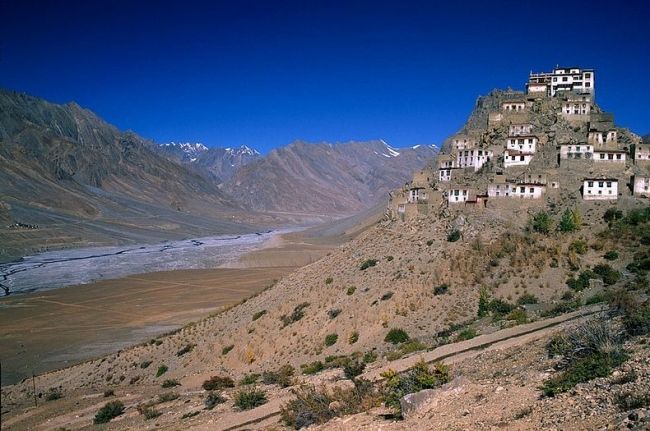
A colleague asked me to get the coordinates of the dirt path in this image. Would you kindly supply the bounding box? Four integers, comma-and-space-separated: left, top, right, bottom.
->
196, 305, 603, 431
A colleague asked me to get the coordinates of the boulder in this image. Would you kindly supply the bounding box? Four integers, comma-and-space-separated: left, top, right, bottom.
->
400, 376, 469, 419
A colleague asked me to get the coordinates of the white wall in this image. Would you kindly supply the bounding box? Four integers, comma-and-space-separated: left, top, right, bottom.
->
594, 151, 626, 163
583, 179, 618, 200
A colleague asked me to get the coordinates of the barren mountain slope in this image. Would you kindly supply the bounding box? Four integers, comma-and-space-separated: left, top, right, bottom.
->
224, 140, 437, 215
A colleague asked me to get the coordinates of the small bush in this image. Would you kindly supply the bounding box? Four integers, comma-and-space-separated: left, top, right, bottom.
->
94, 400, 125, 424
45, 388, 62, 401
161, 379, 180, 388
181, 410, 200, 419
456, 327, 477, 341
384, 328, 410, 344
327, 308, 341, 319
386, 340, 428, 361
585, 293, 606, 305
426, 239, 434, 246
569, 240, 588, 255
359, 259, 378, 270
541, 351, 627, 396
202, 375, 235, 391
262, 364, 295, 387
252, 310, 267, 321
622, 302, 650, 336
566, 270, 595, 292
433, 284, 449, 295
348, 331, 359, 344
239, 373, 260, 385
381, 360, 450, 413
204, 392, 226, 410
177, 343, 195, 356
530, 211, 552, 234
363, 351, 378, 363
593, 264, 621, 285
346, 286, 357, 295
604, 208, 623, 223
158, 392, 179, 402
140, 406, 162, 420
447, 229, 461, 242
234, 388, 267, 410
558, 208, 581, 233
616, 390, 650, 411
222, 344, 234, 355
324, 333, 339, 346
380, 291, 394, 301
604, 250, 619, 261
325, 277, 333, 284
386, 255, 394, 261
103, 389, 115, 397
281, 302, 310, 327
507, 308, 528, 324
517, 293, 538, 305
156, 365, 168, 377
301, 361, 325, 375
140, 360, 152, 369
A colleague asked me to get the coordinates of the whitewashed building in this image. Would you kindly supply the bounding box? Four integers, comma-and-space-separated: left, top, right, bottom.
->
633, 176, 650, 197
527, 67, 595, 97
456, 149, 492, 171
502, 101, 526, 112
437, 154, 459, 182
504, 150, 534, 167
583, 178, 618, 200
510, 183, 546, 199
451, 135, 478, 151
506, 135, 537, 153
634, 144, 650, 164
448, 188, 470, 203
561, 95, 592, 115
559, 143, 594, 160
594, 150, 626, 163
588, 129, 617, 147
508, 124, 534, 136
407, 187, 427, 203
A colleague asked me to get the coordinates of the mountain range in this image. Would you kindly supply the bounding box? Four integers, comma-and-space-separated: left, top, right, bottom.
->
0, 88, 436, 261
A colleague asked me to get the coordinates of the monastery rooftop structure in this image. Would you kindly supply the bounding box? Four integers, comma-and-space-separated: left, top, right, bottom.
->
527, 66, 595, 98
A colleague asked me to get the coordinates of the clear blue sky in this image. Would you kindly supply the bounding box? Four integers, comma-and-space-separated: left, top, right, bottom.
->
1, 0, 648, 153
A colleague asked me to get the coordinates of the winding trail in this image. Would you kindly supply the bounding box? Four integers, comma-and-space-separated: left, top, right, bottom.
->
199, 305, 605, 431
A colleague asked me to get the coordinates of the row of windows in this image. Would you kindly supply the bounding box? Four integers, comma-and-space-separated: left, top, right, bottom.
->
587, 181, 613, 188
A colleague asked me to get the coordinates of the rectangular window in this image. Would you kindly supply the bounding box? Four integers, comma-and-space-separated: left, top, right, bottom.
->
599, 182, 604, 187
588, 181, 593, 187
520, 187, 525, 193
616, 154, 621, 160
607, 182, 612, 187
529, 188, 534, 193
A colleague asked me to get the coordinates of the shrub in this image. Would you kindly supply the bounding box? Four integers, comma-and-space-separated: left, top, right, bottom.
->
585, 293, 606, 305
140, 406, 162, 420
348, 331, 359, 344
386, 340, 428, 360
381, 360, 450, 414
262, 364, 295, 387
363, 351, 378, 363
239, 373, 260, 385
530, 211, 552, 234
541, 351, 627, 396
252, 310, 267, 321
161, 379, 180, 388
380, 291, 394, 301
155, 365, 168, 377
202, 375, 235, 391
488, 298, 515, 315
433, 284, 449, 295
359, 259, 378, 270
386, 255, 394, 261
517, 293, 538, 305
342, 360, 366, 380
302, 361, 325, 375
616, 390, 650, 411
507, 308, 528, 325
604, 250, 619, 261
103, 389, 115, 397
158, 392, 179, 402
593, 264, 621, 285
234, 388, 267, 410
455, 327, 477, 341
93, 400, 125, 424
569, 240, 588, 255
604, 208, 623, 223
177, 343, 195, 357
346, 286, 357, 295
45, 388, 62, 401
542, 299, 581, 317
325, 277, 333, 284
280, 380, 380, 429
281, 302, 310, 327
426, 239, 434, 246
622, 302, 650, 336
477, 287, 490, 318
140, 360, 152, 369
222, 344, 234, 355
384, 328, 410, 344
566, 270, 595, 291
182, 410, 200, 419
558, 208, 581, 232
327, 308, 341, 319
324, 333, 339, 346
447, 229, 461, 242
204, 392, 226, 410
